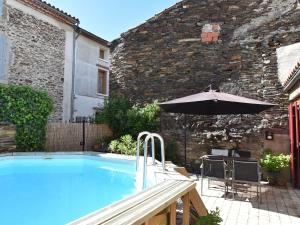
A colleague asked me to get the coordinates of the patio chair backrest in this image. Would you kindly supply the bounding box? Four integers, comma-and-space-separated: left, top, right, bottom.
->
203, 159, 225, 179
235, 150, 251, 158
233, 160, 260, 183
211, 149, 229, 156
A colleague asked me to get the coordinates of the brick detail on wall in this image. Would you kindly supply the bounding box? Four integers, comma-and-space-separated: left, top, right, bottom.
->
201, 24, 221, 43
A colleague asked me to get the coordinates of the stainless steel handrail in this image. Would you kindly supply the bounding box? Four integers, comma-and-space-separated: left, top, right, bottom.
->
143, 133, 166, 188
136, 132, 155, 171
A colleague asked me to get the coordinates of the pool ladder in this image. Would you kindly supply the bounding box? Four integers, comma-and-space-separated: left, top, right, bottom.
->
136, 132, 166, 189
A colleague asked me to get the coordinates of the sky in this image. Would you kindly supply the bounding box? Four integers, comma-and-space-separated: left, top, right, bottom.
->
46, 0, 179, 41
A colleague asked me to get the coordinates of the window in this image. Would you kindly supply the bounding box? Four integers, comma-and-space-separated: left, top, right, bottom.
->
99, 49, 105, 60
97, 69, 108, 95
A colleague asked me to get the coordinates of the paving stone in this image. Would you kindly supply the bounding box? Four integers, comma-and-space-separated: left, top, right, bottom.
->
195, 178, 300, 225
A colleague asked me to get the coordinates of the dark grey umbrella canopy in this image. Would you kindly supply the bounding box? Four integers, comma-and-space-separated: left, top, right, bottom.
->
160, 90, 276, 115
160, 90, 276, 166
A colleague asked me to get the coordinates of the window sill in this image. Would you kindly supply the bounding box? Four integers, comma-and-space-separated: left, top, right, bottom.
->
96, 93, 109, 97
99, 58, 109, 63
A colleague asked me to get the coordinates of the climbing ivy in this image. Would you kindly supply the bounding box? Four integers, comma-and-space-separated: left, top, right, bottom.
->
0, 85, 54, 151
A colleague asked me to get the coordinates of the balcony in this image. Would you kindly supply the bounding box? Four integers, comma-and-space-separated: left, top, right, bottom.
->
97, 58, 110, 69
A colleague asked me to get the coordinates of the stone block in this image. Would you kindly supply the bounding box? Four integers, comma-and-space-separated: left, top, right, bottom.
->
109, 0, 294, 163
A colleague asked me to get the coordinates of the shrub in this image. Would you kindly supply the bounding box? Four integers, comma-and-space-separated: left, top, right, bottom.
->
260, 153, 290, 172
196, 208, 223, 225
96, 96, 160, 138
0, 85, 53, 151
164, 138, 178, 163
108, 135, 137, 155
95, 96, 132, 138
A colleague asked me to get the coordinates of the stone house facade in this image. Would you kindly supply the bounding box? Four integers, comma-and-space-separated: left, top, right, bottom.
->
0, 0, 110, 122
110, 0, 300, 162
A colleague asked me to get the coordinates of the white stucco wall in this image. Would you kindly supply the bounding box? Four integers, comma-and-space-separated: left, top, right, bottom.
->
63, 31, 74, 122
74, 95, 105, 118
277, 42, 300, 84
74, 35, 110, 118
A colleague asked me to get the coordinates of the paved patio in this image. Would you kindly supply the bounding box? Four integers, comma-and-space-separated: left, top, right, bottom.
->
194, 177, 300, 225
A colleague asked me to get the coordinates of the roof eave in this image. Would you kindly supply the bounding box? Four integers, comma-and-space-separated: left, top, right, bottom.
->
19, 0, 79, 25
283, 69, 300, 93
78, 28, 110, 47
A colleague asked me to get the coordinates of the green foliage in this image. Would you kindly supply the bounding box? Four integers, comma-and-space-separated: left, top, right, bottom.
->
95, 96, 132, 138
108, 135, 137, 155
127, 102, 160, 136
165, 138, 178, 163
0, 85, 53, 151
260, 153, 291, 172
196, 208, 223, 225
95, 96, 160, 138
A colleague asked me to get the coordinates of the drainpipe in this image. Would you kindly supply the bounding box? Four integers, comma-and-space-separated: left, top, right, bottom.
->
70, 22, 81, 122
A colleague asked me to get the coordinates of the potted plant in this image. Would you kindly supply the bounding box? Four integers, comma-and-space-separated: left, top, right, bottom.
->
260, 153, 290, 184
196, 208, 222, 225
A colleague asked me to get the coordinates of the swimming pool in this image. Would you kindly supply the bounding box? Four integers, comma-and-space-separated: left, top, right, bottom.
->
0, 154, 137, 225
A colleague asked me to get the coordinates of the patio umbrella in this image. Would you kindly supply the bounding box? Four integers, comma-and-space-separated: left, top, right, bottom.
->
160, 90, 276, 165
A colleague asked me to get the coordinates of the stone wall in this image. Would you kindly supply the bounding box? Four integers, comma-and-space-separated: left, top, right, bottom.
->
0, 5, 66, 121
110, 0, 300, 163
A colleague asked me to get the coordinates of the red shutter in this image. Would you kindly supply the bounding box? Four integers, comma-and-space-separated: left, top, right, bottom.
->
296, 104, 300, 188
289, 103, 295, 184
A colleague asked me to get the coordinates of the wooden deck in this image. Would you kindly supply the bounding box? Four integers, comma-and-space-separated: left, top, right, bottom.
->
195, 177, 300, 225
68, 179, 207, 225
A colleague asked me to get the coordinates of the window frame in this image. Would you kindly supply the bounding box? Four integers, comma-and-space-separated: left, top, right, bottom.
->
96, 68, 109, 96
99, 48, 109, 63
99, 49, 105, 59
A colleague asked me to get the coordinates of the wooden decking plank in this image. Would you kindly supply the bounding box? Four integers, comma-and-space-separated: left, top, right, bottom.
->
103, 181, 195, 225
190, 188, 208, 216
148, 213, 168, 225
103, 180, 188, 225
68, 180, 179, 225
174, 167, 189, 177
182, 192, 190, 225
169, 202, 177, 225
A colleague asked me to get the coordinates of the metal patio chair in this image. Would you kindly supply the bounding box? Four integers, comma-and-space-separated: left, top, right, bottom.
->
232, 160, 262, 203
200, 158, 228, 196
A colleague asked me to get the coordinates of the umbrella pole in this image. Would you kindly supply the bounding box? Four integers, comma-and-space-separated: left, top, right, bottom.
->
184, 114, 187, 166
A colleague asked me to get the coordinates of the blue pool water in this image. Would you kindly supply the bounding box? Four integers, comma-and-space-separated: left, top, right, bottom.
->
0, 155, 136, 225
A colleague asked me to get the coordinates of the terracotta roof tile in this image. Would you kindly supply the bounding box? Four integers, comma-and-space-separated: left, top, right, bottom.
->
19, 0, 79, 25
